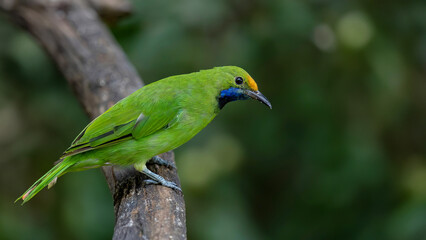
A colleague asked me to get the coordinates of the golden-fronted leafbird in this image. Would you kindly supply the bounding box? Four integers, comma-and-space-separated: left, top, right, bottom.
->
17, 66, 271, 203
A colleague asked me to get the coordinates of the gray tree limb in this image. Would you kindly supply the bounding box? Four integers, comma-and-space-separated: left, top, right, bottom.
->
0, 0, 186, 239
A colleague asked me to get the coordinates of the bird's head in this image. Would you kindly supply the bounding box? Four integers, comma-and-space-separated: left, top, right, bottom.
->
214, 66, 272, 110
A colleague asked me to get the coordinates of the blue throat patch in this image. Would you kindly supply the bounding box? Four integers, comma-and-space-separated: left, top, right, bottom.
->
218, 87, 249, 109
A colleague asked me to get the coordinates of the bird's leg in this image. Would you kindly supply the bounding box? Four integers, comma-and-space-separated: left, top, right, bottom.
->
147, 155, 176, 169
134, 163, 182, 192
142, 167, 182, 192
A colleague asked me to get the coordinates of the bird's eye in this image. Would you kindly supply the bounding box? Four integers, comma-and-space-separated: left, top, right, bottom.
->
235, 77, 244, 85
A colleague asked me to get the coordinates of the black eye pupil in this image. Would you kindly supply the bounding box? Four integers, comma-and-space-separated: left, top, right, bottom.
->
235, 77, 243, 85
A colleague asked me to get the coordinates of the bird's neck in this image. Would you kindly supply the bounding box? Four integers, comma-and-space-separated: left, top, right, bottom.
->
179, 81, 220, 118
217, 87, 249, 109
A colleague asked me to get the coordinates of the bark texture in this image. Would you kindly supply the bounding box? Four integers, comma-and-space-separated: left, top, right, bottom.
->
0, 0, 186, 239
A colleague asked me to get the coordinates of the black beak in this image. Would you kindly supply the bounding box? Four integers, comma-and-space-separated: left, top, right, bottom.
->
245, 90, 272, 109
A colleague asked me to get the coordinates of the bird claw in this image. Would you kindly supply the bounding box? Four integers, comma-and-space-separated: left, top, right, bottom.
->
139, 164, 182, 192
147, 156, 176, 169
143, 179, 182, 192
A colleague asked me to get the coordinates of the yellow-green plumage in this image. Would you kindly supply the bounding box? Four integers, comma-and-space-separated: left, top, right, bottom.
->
17, 66, 271, 203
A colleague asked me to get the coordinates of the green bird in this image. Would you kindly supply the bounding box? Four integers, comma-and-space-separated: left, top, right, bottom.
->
17, 66, 271, 204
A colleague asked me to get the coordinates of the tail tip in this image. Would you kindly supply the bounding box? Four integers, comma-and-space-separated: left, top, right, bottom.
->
15, 186, 35, 205
22, 192, 29, 201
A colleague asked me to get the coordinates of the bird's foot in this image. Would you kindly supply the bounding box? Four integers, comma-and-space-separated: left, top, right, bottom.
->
143, 179, 182, 192
147, 156, 176, 169
141, 167, 182, 192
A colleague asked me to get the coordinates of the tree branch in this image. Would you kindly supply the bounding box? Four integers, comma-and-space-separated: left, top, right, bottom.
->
1, 0, 186, 239
86, 0, 131, 23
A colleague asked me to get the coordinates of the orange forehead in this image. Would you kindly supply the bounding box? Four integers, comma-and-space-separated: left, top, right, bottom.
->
247, 75, 258, 91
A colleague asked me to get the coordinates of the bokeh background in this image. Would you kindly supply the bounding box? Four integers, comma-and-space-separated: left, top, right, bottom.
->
1, 0, 426, 239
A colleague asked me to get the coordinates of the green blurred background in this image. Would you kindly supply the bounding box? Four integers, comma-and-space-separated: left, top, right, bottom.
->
1, 0, 426, 239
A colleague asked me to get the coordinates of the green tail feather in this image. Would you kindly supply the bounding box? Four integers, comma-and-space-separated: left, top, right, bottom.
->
16, 157, 75, 204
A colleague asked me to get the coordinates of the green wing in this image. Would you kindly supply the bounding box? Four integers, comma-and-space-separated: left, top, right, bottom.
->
62, 97, 179, 158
